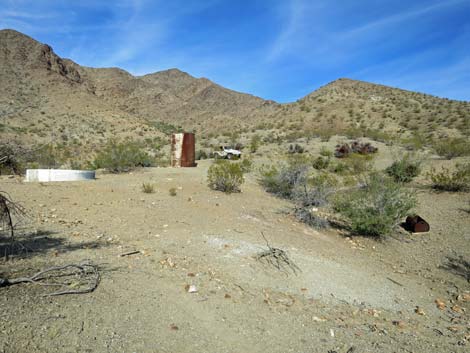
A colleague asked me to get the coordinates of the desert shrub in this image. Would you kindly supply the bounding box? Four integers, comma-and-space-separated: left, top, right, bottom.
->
238, 157, 253, 173
329, 161, 349, 175
293, 173, 336, 208
258, 156, 309, 198
30, 144, 65, 169
433, 138, 470, 159
334, 173, 416, 237
344, 154, 373, 174
142, 182, 155, 194
426, 163, 470, 192
319, 147, 333, 158
195, 149, 208, 160
169, 187, 177, 196
207, 160, 244, 193
92, 139, 154, 173
249, 134, 262, 153
329, 154, 373, 175
288, 144, 304, 154
294, 207, 329, 229
312, 156, 330, 170
0, 144, 24, 175
386, 154, 422, 183
292, 174, 336, 229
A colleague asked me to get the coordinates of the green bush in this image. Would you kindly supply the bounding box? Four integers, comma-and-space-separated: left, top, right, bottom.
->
386, 154, 422, 183
258, 156, 309, 198
319, 147, 333, 158
249, 134, 261, 153
142, 182, 155, 194
195, 149, 208, 160
334, 173, 416, 237
238, 157, 254, 173
329, 154, 373, 176
0, 144, 24, 175
312, 156, 330, 170
433, 138, 470, 159
207, 160, 244, 193
426, 163, 470, 191
92, 139, 154, 173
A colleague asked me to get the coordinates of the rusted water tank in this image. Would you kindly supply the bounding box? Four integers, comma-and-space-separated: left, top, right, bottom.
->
171, 133, 196, 167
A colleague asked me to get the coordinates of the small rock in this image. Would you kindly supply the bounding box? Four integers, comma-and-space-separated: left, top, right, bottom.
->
457, 293, 470, 302
451, 305, 464, 314
435, 299, 446, 310
186, 285, 198, 293
415, 306, 426, 316
392, 320, 405, 329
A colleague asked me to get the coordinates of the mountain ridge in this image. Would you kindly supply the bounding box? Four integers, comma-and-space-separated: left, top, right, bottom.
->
1, 28, 469, 154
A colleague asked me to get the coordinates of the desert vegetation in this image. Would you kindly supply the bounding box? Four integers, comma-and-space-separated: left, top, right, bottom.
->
207, 159, 245, 193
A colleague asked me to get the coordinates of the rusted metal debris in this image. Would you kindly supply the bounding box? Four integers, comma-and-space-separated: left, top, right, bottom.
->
404, 215, 430, 233
334, 141, 378, 158
171, 133, 196, 167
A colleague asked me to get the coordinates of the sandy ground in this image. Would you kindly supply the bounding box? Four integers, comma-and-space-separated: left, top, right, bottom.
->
0, 158, 469, 353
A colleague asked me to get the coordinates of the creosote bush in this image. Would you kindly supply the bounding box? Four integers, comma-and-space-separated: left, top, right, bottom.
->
426, 163, 470, 192
259, 155, 309, 198
169, 187, 177, 196
259, 156, 334, 229
238, 157, 254, 173
386, 154, 422, 183
433, 138, 470, 159
92, 139, 154, 173
334, 173, 416, 237
207, 160, 244, 193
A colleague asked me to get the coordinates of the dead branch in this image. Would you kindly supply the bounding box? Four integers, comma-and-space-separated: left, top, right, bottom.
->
119, 250, 140, 257
256, 232, 301, 275
0, 260, 100, 296
0, 191, 27, 239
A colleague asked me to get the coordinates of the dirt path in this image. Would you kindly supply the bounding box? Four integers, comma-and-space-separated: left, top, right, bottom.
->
1, 161, 469, 352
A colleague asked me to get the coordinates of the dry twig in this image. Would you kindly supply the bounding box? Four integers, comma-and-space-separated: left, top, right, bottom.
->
0, 191, 27, 239
256, 232, 301, 275
0, 260, 100, 296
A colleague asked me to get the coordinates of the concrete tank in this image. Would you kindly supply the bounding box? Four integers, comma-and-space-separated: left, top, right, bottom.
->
171, 133, 196, 167
25, 169, 96, 182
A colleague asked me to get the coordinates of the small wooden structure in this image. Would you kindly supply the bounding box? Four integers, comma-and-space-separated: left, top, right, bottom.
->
171, 133, 196, 167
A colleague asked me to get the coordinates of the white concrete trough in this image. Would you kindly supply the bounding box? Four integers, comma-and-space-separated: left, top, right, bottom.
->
25, 169, 96, 182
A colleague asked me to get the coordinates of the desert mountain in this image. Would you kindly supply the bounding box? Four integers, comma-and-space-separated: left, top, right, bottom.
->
1, 28, 469, 153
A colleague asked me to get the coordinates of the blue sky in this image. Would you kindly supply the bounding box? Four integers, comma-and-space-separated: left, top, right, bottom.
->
1, 0, 469, 102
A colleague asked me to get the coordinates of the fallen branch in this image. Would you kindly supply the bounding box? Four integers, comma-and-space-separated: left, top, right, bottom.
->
256, 232, 301, 275
386, 277, 404, 287
0, 261, 100, 296
119, 250, 140, 257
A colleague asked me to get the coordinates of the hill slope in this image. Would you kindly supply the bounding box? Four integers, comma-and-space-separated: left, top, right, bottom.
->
1, 29, 469, 155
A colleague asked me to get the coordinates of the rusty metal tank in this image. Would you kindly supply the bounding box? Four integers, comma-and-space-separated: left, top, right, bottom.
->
171, 133, 196, 167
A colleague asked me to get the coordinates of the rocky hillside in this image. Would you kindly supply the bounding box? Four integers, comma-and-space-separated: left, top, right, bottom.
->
298, 78, 470, 137
1, 29, 469, 154
0, 29, 278, 151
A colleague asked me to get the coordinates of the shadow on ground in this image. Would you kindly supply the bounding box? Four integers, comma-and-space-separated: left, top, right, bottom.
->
441, 255, 470, 282
0, 229, 108, 260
